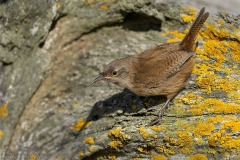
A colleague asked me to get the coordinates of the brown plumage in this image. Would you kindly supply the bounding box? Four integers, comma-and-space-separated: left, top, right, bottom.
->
92, 7, 209, 125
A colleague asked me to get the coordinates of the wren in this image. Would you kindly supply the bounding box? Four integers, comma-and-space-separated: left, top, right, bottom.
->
92, 7, 209, 125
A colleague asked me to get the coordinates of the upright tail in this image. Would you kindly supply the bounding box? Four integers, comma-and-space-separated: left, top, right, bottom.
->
180, 7, 209, 51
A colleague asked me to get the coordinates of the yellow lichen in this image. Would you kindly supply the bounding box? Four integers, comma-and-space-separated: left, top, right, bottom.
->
154, 131, 194, 156
100, 4, 108, 10
88, 146, 93, 152
221, 121, 240, 132
181, 7, 197, 22
155, 146, 175, 156
137, 147, 150, 155
200, 99, 239, 114
108, 127, 130, 140
177, 92, 203, 105
150, 125, 166, 132
109, 140, 122, 149
206, 116, 226, 124
187, 154, 208, 160
28, 154, 36, 160
78, 152, 84, 157
81, 0, 94, 4
188, 98, 240, 116
165, 8, 240, 105
0, 130, 3, 139
165, 30, 185, 43
151, 154, 165, 160
0, 103, 8, 118
73, 104, 78, 108
70, 118, 92, 131
207, 132, 222, 147
93, 153, 117, 160
57, 1, 61, 9
144, 102, 150, 107
181, 14, 196, 23
59, 109, 65, 113
221, 137, 240, 151
138, 126, 157, 140
108, 154, 116, 160
177, 131, 194, 152
207, 132, 240, 152
108, 127, 130, 150
194, 123, 215, 136
161, 7, 240, 157
228, 41, 240, 61
131, 104, 137, 110
84, 137, 95, 145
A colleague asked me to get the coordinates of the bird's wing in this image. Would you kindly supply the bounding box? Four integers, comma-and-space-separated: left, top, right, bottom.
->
133, 45, 194, 88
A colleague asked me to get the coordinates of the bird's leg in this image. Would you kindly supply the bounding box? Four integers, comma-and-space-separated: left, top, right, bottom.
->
148, 98, 171, 126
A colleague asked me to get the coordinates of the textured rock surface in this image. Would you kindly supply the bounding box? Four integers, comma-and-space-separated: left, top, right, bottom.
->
0, 0, 239, 160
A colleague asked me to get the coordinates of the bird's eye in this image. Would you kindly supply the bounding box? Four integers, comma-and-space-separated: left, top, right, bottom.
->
112, 71, 117, 76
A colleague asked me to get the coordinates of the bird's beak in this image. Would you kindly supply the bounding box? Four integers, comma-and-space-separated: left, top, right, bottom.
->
92, 75, 105, 84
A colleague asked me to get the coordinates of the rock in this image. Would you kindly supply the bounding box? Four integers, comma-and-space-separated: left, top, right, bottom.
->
0, 0, 239, 160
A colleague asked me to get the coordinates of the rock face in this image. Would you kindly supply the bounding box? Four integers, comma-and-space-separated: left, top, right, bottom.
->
0, 0, 239, 160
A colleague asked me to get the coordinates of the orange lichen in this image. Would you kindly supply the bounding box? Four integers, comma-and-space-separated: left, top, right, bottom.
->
151, 154, 165, 160
84, 137, 95, 145
70, 118, 92, 131
0, 103, 8, 118
138, 126, 157, 140
187, 154, 208, 160
194, 123, 215, 136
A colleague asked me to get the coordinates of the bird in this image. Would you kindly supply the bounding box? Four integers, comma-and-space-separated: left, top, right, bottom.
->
92, 7, 209, 125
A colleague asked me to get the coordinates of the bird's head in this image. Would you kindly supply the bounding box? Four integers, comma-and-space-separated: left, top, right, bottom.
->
92, 58, 131, 87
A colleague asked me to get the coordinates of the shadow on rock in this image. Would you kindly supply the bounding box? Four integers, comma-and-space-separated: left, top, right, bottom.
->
83, 89, 165, 127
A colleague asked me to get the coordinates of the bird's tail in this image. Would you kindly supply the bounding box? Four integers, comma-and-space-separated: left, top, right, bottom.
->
180, 7, 209, 51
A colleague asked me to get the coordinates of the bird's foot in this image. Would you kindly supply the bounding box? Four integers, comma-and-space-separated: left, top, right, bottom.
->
148, 117, 161, 126
148, 110, 164, 126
